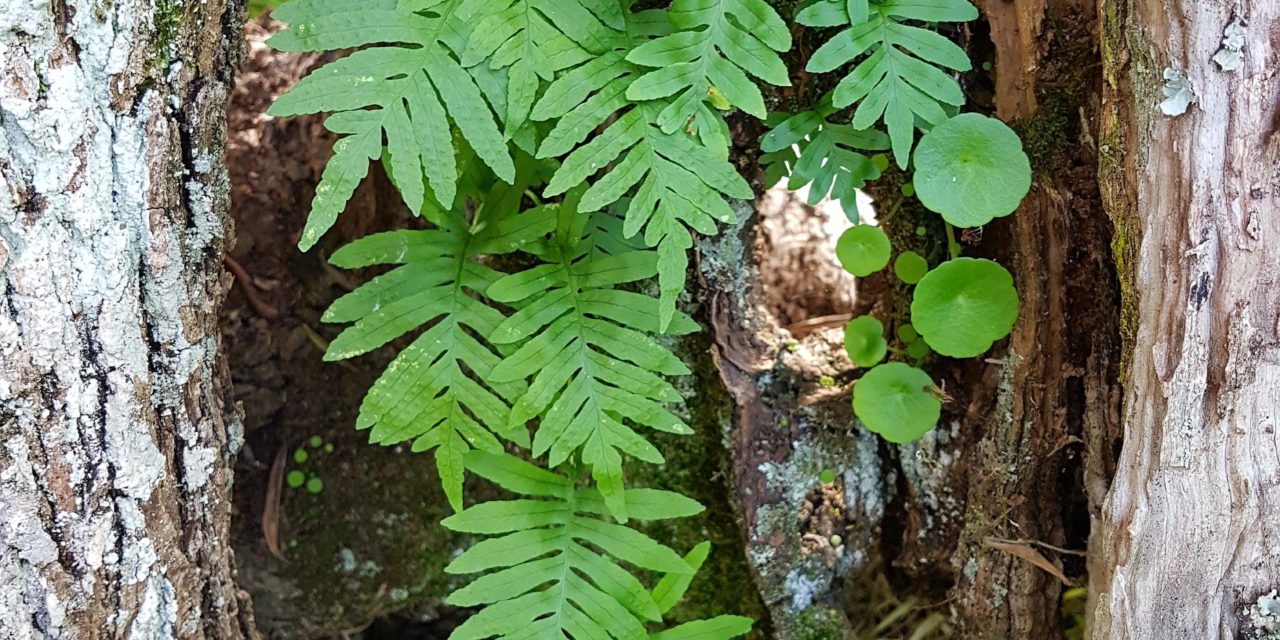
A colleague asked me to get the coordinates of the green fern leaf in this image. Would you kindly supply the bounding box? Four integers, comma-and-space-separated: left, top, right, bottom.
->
486, 208, 700, 520
321, 203, 556, 510
799, 0, 977, 167
443, 451, 704, 639
627, 0, 791, 128
268, 0, 515, 249
535, 42, 753, 326
650, 617, 755, 639
760, 100, 889, 212
458, 0, 625, 129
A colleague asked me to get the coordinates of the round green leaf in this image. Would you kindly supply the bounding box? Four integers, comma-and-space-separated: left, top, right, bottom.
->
819, 469, 836, 484
286, 470, 306, 489
913, 114, 1031, 228
911, 258, 1019, 358
305, 477, 325, 495
906, 339, 932, 360
836, 225, 891, 277
852, 363, 941, 443
896, 324, 918, 343
894, 251, 929, 284
844, 315, 887, 367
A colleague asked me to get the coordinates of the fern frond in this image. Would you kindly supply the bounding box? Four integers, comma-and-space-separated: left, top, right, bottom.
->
760, 99, 890, 213
321, 202, 556, 510
626, 0, 791, 130
798, 0, 977, 167
533, 38, 753, 327
268, 0, 515, 249
458, 0, 625, 129
444, 451, 751, 640
486, 208, 700, 521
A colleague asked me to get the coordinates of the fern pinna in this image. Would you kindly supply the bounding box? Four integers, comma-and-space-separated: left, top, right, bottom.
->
270, 0, 1003, 633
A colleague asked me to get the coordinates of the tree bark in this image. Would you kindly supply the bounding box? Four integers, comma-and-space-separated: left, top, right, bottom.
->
1088, 0, 1280, 637
0, 1, 251, 638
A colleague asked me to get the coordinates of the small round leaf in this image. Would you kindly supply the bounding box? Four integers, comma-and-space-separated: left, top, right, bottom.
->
906, 339, 932, 360
914, 114, 1031, 228
836, 225, 891, 277
852, 363, 941, 443
896, 324, 918, 343
894, 251, 929, 284
844, 315, 888, 367
911, 258, 1019, 358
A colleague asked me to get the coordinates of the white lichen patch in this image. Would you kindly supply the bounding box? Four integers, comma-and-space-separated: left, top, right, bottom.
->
1212, 16, 1247, 73
1160, 67, 1195, 116
1246, 590, 1280, 639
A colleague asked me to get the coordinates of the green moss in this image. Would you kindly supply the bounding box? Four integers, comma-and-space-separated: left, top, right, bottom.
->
625, 327, 773, 637
789, 607, 850, 640
253, 443, 462, 638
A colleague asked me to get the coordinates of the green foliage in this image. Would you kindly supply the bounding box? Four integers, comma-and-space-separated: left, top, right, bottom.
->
913, 114, 1032, 227
321, 201, 554, 510
487, 207, 700, 522
268, 0, 1038, 630
911, 258, 1019, 358
893, 251, 929, 284
798, 0, 978, 167
760, 101, 889, 215
843, 315, 888, 368
835, 225, 892, 277
443, 451, 751, 640
852, 363, 941, 443
269, 0, 516, 249
628, 0, 792, 127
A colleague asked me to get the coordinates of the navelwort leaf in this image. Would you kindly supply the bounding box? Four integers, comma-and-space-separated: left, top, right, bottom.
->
760, 100, 889, 214
443, 451, 753, 640
627, 0, 791, 129
913, 113, 1032, 228
487, 208, 701, 521
853, 362, 941, 442
911, 258, 1019, 358
321, 203, 556, 511
893, 250, 929, 284
269, 0, 516, 249
835, 224, 892, 277
799, 0, 978, 166
844, 315, 888, 368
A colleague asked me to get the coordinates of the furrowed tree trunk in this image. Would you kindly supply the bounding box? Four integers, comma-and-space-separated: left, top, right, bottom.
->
1088, 0, 1280, 637
0, 1, 251, 638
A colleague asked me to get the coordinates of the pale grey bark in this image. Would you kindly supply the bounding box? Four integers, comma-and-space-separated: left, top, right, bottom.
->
1089, 0, 1280, 637
0, 0, 250, 638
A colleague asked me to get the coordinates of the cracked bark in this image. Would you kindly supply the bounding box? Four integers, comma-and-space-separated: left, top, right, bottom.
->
1088, 0, 1280, 637
0, 1, 253, 638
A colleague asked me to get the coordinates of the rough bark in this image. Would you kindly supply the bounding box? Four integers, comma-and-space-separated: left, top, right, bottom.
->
1088, 0, 1280, 637
0, 1, 250, 638
948, 0, 1122, 637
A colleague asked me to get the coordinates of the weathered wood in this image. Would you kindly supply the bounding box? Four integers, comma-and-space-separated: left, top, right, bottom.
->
1089, 0, 1280, 637
0, 0, 250, 637
949, 0, 1122, 637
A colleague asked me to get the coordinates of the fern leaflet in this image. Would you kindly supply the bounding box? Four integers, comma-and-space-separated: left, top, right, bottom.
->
443, 451, 752, 640
798, 0, 977, 166
627, 0, 792, 130
458, 0, 625, 129
269, 0, 515, 248
321, 202, 555, 510
534, 43, 753, 328
760, 98, 890, 215
487, 208, 700, 521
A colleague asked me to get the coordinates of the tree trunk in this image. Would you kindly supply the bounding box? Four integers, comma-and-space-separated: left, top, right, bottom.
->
1088, 0, 1280, 637
0, 1, 251, 638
